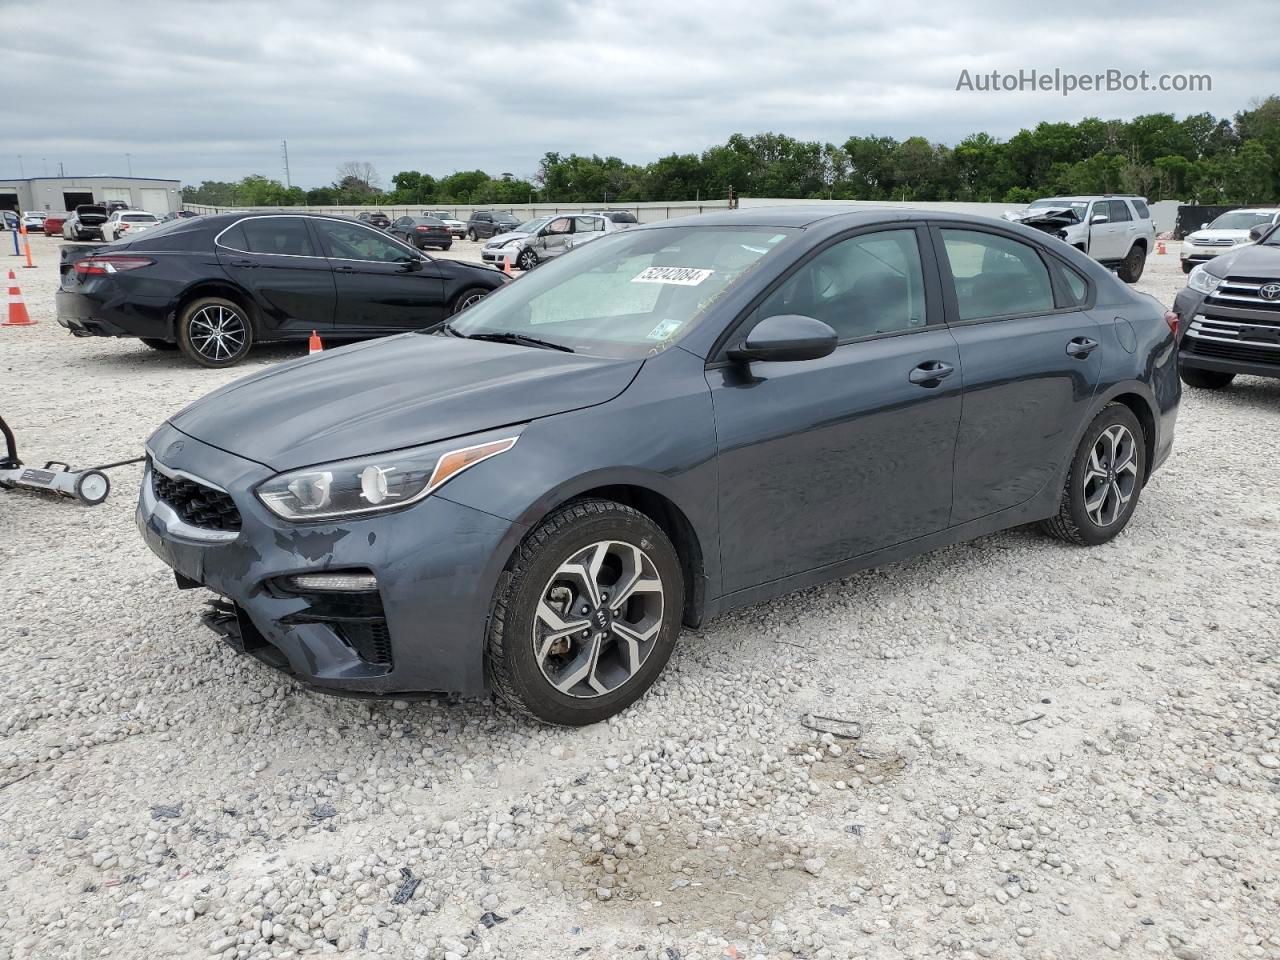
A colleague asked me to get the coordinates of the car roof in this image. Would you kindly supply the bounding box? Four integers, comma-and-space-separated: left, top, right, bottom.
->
1033, 195, 1145, 202
635, 205, 945, 229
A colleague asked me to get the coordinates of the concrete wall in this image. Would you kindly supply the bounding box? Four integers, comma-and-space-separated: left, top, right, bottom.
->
183, 196, 1181, 233
0, 177, 182, 214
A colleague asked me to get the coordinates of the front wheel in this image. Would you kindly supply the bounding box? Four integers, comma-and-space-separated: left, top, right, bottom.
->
177, 296, 254, 368
1180, 367, 1235, 389
1040, 403, 1147, 546
467, 229, 478, 242
517, 248, 539, 271
451, 287, 489, 315
1117, 244, 1146, 283
1181, 261, 1194, 274
487, 499, 684, 725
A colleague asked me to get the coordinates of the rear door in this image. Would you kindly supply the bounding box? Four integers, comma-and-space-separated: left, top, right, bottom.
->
311, 217, 448, 334
215, 216, 337, 338
932, 224, 1104, 525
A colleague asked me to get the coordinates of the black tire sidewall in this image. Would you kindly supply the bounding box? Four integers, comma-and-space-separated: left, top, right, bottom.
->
496, 507, 684, 726
176, 296, 254, 368
451, 288, 488, 315
1119, 246, 1145, 283
518, 249, 538, 270
1064, 404, 1147, 545
1180, 367, 1235, 389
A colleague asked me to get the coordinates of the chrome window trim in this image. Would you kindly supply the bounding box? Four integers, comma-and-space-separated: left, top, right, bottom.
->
213, 214, 424, 265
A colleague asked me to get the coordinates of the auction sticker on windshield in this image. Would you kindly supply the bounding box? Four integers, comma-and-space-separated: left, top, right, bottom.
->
632, 266, 714, 286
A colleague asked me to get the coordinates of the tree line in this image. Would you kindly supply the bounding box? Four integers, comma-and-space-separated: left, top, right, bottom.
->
182, 96, 1280, 208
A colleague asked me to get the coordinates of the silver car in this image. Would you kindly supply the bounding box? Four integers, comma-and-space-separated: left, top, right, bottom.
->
424, 210, 466, 238
481, 213, 626, 270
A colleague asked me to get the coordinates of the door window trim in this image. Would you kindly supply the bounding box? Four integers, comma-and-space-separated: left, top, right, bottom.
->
926, 222, 1095, 327
707, 221, 943, 366
309, 216, 427, 265
214, 215, 325, 261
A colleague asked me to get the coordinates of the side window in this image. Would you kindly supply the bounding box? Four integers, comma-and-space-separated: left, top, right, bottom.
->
314, 220, 413, 262
546, 217, 572, 235
1132, 199, 1150, 219
1109, 199, 1132, 222
758, 228, 928, 340
941, 229, 1055, 321
574, 216, 603, 233
238, 218, 316, 256
1053, 261, 1090, 306
1090, 202, 1110, 224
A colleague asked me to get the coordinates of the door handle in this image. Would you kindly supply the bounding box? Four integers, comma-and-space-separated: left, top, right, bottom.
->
335, 265, 356, 272
1066, 337, 1099, 358
908, 361, 955, 386
228, 258, 258, 268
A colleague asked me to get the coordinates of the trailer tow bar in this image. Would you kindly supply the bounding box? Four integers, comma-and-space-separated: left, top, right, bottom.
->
0, 414, 143, 506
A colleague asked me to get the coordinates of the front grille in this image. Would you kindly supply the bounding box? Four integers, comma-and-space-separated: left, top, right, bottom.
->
338, 621, 394, 666
1185, 335, 1280, 367
1192, 238, 1237, 247
152, 464, 242, 532
1205, 277, 1280, 311
278, 586, 394, 667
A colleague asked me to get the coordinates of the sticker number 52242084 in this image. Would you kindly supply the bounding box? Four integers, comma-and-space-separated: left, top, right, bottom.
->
631, 266, 713, 286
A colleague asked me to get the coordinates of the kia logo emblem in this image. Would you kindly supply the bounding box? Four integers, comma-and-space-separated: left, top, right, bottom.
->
1260, 283, 1280, 301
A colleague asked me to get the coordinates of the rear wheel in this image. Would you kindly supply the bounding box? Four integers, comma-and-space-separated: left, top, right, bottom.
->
1040, 403, 1146, 546
1180, 367, 1235, 389
487, 499, 684, 725
177, 296, 254, 368
1117, 244, 1146, 283
140, 337, 178, 351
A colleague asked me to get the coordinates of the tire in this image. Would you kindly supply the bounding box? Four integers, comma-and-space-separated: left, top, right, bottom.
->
451, 287, 489, 315
440, 243, 452, 251
1181, 261, 1194, 274
1116, 244, 1146, 283
176, 296, 254, 368
1180, 367, 1235, 389
517, 247, 539, 271
487, 499, 684, 725
140, 337, 178, 351
1040, 402, 1147, 546
467, 229, 478, 242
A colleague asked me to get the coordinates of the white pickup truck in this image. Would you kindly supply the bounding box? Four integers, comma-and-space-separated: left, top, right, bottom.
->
1004, 195, 1157, 283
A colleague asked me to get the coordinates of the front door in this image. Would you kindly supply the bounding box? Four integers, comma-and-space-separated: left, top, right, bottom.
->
932, 225, 1104, 524
1085, 200, 1125, 260
311, 217, 447, 334
537, 216, 574, 260
708, 225, 962, 595
214, 216, 336, 338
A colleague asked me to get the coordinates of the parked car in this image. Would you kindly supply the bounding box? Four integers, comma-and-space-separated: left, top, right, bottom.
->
357, 211, 391, 230
388, 215, 453, 250
1172, 221, 1280, 389
56, 213, 507, 368
2, 210, 19, 231
43, 212, 70, 237
101, 210, 161, 242
1004, 195, 1155, 283
421, 211, 465, 238
594, 210, 639, 225
20, 211, 48, 233
1179, 208, 1280, 274
482, 213, 625, 270
465, 210, 521, 241
106, 201, 130, 213
160, 211, 199, 223
62, 204, 109, 240
134, 207, 1178, 724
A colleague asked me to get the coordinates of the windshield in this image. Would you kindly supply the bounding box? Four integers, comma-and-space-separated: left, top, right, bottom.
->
444, 225, 796, 358
1028, 199, 1089, 219
515, 217, 551, 234
1209, 210, 1277, 230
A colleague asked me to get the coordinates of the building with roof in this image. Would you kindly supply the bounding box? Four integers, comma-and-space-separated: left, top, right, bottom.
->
0, 176, 182, 215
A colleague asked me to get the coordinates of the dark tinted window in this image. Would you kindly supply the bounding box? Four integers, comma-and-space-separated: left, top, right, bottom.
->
314, 219, 414, 262
420, 217, 446, 226
236, 217, 315, 256
760, 229, 928, 340
606, 211, 638, 223
1109, 199, 1132, 222
1132, 199, 1150, 219
941, 229, 1054, 320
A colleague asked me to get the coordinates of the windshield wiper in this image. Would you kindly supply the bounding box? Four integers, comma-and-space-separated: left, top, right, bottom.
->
458, 331, 575, 353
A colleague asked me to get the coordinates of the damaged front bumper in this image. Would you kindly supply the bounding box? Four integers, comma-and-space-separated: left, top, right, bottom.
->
136, 422, 527, 696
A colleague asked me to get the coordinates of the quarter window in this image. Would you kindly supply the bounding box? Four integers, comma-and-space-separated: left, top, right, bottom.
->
234, 217, 315, 257
314, 220, 413, 262
1132, 199, 1150, 219
759, 229, 928, 340
941, 229, 1055, 320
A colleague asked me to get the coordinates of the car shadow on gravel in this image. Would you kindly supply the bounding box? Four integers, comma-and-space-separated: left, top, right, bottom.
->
58, 342, 306, 375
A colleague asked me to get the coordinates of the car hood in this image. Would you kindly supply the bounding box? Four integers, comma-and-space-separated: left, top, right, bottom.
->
1198, 242, 1280, 277
168, 333, 643, 471
1186, 229, 1251, 242
485, 230, 531, 247
1003, 206, 1081, 230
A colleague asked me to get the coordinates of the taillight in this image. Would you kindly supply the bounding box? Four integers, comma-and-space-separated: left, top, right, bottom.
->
1164, 310, 1180, 338
415, 225, 430, 232
74, 255, 155, 276
118, 222, 130, 231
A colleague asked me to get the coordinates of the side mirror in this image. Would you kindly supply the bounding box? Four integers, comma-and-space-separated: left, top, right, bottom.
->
727, 314, 837, 364
1248, 224, 1269, 242
1090, 214, 1107, 225
1200, 221, 1208, 230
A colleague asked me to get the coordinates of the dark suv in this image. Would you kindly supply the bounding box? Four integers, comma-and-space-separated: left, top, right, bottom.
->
1173, 222, 1280, 389
466, 211, 521, 240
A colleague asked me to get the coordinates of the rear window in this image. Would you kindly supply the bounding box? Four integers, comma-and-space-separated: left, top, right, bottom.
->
606, 212, 638, 224
122, 214, 156, 222
1132, 199, 1150, 219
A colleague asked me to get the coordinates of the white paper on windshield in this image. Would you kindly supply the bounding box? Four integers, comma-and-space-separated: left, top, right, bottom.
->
646, 319, 683, 340
631, 266, 713, 286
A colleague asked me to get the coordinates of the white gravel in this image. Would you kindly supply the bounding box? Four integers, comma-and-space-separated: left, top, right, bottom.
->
2, 235, 1279, 960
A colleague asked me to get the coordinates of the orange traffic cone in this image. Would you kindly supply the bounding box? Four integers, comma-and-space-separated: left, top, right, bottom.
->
502, 253, 513, 276
4, 270, 34, 326
1157, 240, 1167, 255
308, 330, 323, 354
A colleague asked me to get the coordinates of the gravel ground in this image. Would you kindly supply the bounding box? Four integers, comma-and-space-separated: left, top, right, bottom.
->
1, 235, 1278, 960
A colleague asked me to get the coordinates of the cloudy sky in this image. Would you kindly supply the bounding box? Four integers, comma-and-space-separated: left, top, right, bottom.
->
6, 0, 1279, 188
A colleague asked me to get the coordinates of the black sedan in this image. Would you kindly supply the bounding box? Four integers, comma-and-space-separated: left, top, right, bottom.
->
388, 215, 453, 250
357, 211, 391, 230
56, 213, 507, 367
136, 207, 1179, 725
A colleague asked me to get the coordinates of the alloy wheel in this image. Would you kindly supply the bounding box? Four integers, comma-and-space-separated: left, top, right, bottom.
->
518, 249, 537, 271
532, 540, 664, 698
188, 305, 247, 362
456, 291, 486, 312
1083, 424, 1138, 527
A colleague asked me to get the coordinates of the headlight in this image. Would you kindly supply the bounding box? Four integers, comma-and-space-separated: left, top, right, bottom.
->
256, 435, 518, 521
502, 237, 522, 247
1187, 265, 1224, 296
